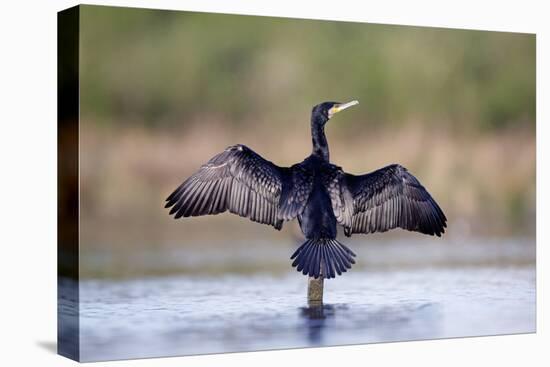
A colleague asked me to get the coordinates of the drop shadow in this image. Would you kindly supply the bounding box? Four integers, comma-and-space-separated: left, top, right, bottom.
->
36, 340, 57, 354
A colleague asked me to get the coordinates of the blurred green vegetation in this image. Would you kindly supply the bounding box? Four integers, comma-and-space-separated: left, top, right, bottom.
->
76, 5, 536, 254
80, 5, 535, 132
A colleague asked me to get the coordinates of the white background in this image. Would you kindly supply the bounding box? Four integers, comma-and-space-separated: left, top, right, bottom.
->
0, 0, 547, 366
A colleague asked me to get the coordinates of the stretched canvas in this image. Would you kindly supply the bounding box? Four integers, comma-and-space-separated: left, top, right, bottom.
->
58, 4, 536, 362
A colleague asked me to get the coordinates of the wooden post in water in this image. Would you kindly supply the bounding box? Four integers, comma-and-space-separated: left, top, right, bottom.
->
307, 265, 324, 306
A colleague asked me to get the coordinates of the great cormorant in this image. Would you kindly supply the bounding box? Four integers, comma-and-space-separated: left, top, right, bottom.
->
165, 101, 447, 279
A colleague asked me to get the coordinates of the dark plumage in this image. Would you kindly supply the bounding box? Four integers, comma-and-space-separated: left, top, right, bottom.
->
165, 101, 447, 279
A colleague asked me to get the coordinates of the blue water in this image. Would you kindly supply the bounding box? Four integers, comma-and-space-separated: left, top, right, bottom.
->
77, 266, 535, 361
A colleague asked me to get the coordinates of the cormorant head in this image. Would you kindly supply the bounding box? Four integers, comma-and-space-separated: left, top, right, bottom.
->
312, 100, 359, 124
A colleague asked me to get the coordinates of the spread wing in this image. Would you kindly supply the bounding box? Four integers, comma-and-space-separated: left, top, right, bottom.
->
278, 163, 314, 221
342, 164, 447, 236
165, 144, 290, 229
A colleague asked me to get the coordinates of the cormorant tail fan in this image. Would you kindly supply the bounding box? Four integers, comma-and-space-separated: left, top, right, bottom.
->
290, 238, 356, 279
165, 100, 447, 279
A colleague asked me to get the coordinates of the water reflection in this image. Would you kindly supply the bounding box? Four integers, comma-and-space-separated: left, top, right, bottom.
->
299, 301, 443, 347
300, 304, 337, 344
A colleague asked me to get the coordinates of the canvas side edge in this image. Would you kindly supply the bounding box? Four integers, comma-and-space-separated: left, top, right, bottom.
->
57, 5, 80, 362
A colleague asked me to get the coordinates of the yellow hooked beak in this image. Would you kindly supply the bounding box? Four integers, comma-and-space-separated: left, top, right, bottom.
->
328, 100, 359, 118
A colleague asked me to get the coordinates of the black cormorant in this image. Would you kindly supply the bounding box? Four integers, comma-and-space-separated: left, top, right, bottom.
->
165, 101, 447, 279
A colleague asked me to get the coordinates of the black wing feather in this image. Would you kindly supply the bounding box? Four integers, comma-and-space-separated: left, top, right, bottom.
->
343, 164, 447, 237
165, 144, 289, 229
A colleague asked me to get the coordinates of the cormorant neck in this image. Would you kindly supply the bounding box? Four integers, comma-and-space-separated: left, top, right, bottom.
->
311, 115, 329, 161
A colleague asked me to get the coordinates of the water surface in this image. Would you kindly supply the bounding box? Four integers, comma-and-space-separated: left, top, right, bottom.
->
79, 266, 535, 361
